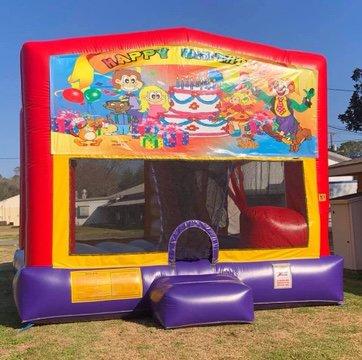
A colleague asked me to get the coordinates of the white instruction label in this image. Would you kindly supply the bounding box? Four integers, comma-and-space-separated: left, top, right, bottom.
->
272, 263, 292, 289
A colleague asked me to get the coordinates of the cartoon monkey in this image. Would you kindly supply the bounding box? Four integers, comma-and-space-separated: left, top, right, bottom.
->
246, 78, 315, 152
112, 69, 143, 120
71, 118, 103, 146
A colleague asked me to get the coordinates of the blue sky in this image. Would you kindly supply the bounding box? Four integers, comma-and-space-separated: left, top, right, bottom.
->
0, 0, 361, 176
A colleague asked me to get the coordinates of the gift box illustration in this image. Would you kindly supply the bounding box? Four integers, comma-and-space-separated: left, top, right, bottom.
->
133, 119, 161, 137
161, 125, 190, 147
53, 110, 82, 134
140, 134, 163, 149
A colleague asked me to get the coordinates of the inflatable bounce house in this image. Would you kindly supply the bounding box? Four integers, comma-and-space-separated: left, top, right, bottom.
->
14, 28, 344, 328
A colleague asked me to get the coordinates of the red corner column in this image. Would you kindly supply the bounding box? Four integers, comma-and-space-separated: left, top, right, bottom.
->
19, 109, 26, 250
315, 56, 330, 256
21, 43, 53, 266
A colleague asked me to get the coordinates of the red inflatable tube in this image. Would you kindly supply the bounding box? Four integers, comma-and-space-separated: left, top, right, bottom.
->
240, 206, 309, 249
19, 109, 25, 250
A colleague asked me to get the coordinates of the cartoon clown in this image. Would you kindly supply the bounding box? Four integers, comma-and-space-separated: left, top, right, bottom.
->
246, 78, 315, 152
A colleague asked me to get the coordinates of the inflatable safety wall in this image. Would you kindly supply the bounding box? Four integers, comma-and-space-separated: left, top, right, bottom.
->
14, 28, 343, 327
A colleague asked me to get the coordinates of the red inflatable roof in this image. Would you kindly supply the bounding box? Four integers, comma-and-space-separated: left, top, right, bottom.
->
20, 28, 329, 266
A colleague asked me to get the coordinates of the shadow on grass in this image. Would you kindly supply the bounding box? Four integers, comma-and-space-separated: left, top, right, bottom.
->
122, 313, 162, 329
344, 276, 362, 297
0, 262, 21, 329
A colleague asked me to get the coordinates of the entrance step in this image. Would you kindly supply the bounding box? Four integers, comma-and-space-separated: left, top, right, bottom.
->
148, 274, 254, 329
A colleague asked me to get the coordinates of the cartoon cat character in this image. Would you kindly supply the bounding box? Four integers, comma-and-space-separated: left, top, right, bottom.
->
219, 90, 264, 148
71, 118, 103, 146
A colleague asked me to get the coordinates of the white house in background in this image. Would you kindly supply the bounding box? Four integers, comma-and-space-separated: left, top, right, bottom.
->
75, 197, 110, 226
0, 153, 356, 229
0, 183, 145, 228
328, 151, 357, 198
0, 194, 20, 226
75, 183, 145, 226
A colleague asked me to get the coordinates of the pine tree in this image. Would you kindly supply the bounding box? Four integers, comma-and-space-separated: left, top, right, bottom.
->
338, 68, 362, 132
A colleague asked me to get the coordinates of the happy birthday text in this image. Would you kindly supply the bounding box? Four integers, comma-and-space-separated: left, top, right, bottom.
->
100, 47, 247, 69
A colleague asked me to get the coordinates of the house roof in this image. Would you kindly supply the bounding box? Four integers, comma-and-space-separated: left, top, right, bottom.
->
328, 151, 351, 163
0, 194, 20, 204
76, 183, 144, 202
110, 184, 144, 200
329, 157, 362, 176
108, 199, 145, 207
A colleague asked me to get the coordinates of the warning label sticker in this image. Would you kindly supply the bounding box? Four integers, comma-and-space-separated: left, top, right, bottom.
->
272, 263, 293, 289
70, 268, 143, 303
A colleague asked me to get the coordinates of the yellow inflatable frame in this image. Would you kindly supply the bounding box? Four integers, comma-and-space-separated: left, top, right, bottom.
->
52, 155, 320, 269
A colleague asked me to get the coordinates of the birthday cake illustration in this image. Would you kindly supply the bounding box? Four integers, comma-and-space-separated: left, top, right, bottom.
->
161, 77, 228, 136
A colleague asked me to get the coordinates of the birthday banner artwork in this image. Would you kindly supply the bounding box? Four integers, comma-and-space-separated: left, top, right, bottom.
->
50, 46, 318, 158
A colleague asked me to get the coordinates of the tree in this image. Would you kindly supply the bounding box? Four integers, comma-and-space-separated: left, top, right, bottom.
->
118, 167, 136, 191
337, 140, 362, 159
338, 68, 362, 132
0, 175, 20, 201
74, 159, 122, 198
74, 159, 144, 198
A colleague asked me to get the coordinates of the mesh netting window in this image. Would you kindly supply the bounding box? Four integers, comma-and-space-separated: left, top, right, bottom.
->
70, 159, 308, 257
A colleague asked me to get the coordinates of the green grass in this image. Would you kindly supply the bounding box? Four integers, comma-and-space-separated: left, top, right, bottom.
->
75, 226, 143, 241
0, 226, 18, 241
0, 225, 143, 242
0, 242, 361, 359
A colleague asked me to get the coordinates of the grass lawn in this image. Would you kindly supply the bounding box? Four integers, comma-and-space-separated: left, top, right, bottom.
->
1, 238, 361, 359
75, 226, 143, 241
0, 225, 143, 242
0, 226, 18, 241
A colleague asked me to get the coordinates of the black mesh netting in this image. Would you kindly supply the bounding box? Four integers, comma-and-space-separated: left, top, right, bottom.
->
72, 159, 306, 258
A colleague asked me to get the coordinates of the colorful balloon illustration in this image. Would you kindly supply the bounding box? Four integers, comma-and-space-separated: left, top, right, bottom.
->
84, 88, 101, 103
62, 88, 84, 104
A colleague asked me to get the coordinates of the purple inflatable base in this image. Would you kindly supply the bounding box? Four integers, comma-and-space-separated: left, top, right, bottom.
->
13, 255, 344, 324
